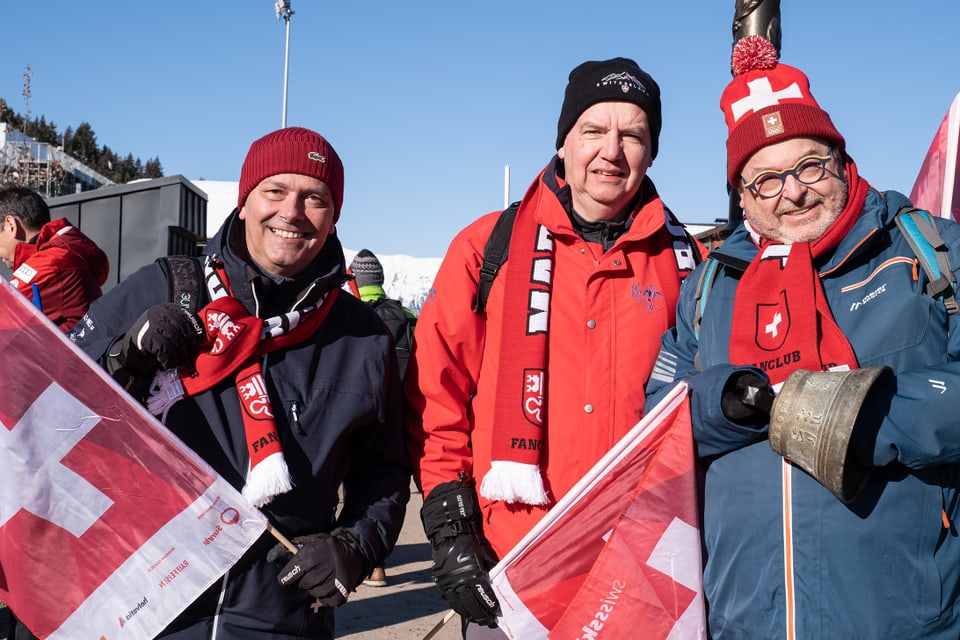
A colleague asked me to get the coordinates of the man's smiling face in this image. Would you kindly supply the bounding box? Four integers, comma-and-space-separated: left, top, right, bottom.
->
239, 173, 337, 277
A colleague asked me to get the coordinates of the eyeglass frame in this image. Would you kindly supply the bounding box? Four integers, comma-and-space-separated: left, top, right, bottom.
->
740, 152, 837, 200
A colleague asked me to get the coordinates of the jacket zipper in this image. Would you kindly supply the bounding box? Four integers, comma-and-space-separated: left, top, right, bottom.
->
291, 401, 305, 435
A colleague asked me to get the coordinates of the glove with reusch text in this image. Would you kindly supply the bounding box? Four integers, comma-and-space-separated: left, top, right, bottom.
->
420, 477, 501, 627
105, 302, 205, 395
267, 529, 369, 608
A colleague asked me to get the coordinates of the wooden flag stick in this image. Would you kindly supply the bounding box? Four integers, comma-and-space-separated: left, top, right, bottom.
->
422, 609, 457, 640
267, 522, 299, 554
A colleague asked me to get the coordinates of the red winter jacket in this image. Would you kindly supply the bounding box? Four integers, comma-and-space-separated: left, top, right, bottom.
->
10, 218, 109, 331
405, 161, 703, 557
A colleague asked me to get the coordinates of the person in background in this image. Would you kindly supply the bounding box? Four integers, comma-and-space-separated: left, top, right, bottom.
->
68, 127, 410, 639
349, 248, 418, 380
347, 247, 418, 587
646, 36, 960, 639
0, 185, 108, 331
406, 57, 703, 638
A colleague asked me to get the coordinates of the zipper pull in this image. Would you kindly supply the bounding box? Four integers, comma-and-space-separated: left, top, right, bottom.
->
290, 401, 305, 435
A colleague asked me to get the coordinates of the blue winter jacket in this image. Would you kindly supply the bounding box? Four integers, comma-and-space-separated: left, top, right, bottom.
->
70, 211, 411, 639
646, 188, 960, 639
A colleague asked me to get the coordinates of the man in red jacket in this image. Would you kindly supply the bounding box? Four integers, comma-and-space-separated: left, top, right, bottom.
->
0, 186, 108, 331
406, 57, 703, 639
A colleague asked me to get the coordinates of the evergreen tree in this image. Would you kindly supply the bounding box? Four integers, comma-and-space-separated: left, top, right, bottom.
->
66, 122, 99, 166
1, 100, 165, 185
144, 157, 163, 178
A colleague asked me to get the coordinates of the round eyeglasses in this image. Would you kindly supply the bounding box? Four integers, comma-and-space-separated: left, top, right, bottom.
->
741, 154, 834, 199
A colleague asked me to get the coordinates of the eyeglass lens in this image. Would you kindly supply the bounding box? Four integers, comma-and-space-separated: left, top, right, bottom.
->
748, 155, 831, 198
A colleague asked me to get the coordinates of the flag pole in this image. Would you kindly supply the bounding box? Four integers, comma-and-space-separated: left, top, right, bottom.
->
267, 522, 299, 554
422, 610, 457, 640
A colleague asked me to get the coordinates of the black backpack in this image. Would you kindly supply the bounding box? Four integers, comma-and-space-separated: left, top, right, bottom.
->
371, 297, 417, 381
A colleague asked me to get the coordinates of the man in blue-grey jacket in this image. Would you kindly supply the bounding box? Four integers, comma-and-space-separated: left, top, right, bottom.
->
646, 36, 960, 639
69, 127, 410, 639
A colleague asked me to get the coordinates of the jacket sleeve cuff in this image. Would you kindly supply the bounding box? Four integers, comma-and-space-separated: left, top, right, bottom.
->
687, 364, 769, 457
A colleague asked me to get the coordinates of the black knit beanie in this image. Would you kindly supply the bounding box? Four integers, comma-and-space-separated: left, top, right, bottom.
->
555, 57, 662, 158
350, 249, 384, 288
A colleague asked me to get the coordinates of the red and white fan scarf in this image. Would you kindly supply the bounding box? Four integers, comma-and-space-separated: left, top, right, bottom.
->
478, 180, 555, 506
148, 257, 338, 507
729, 159, 869, 385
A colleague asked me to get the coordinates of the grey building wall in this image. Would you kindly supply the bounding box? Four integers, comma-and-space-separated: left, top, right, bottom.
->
0, 175, 207, 292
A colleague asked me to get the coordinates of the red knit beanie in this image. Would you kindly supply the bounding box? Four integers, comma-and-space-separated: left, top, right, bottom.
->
237, 127, 345, 219
721, 36, 845, 187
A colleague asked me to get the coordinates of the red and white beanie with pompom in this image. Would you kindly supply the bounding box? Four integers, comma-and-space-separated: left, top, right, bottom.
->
721, 35, 845, 186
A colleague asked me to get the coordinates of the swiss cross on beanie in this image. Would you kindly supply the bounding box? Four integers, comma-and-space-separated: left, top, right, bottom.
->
556, 57, 662, 157
237, 127, 345, 219
721, 35, 845, 186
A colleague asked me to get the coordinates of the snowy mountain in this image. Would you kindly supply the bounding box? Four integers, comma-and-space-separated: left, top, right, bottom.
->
343, 249, 441, 313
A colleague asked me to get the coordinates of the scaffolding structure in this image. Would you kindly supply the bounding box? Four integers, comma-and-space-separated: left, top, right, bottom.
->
0, 123, 113, 197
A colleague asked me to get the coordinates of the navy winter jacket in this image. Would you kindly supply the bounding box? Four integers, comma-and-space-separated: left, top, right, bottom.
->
647, 189, 960, 639
71, 211, 411, 639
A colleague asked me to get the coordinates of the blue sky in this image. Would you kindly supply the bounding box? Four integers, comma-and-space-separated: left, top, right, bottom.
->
3, 1, 959, 257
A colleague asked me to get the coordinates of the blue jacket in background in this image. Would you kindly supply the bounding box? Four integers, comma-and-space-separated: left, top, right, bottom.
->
70, 210, 411, 639
646, 188, 960, 639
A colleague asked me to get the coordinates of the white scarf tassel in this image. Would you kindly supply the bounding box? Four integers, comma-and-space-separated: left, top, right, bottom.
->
242, 451, 294, 508
479, 460, 550, 506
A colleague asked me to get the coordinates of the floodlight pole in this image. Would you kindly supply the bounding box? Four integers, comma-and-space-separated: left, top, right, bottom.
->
276, 0, 294, 128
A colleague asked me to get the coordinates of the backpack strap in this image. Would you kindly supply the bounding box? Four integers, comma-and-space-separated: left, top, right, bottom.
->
690, 251, 753, 371
158, 255, 204, 315
895, 206, 958, 315
473, 201, 520, 314
692, 257, 720, 341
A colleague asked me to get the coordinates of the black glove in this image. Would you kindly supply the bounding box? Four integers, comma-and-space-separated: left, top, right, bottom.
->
267, 529, 369, 608
106, 303, 205, 385
721, 370, 774, 427
421, 478, 500, 627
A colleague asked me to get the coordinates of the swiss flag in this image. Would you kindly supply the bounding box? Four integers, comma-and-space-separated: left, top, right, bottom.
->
490, 384, 705, 639
0, 277, 266, 639
910, 91, 960, 221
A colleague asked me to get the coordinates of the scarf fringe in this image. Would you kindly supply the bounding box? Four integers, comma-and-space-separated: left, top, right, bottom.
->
147, 369, 186, 422
479, 460, 550, 506
242, 451, 293, 507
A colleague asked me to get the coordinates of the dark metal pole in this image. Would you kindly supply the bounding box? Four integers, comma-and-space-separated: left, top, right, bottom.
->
722, 0, 782, 237
732, 0, 782, 61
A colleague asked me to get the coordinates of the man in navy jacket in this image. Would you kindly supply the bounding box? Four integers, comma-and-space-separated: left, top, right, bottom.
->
647, 37, 960, 639
70, 127, 410, 639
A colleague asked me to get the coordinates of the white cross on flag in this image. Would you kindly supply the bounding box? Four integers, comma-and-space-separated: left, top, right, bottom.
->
488, 383, 706, 639
0, 277, 267, 639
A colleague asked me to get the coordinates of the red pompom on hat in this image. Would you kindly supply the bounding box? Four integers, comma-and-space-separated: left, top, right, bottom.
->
721, 35, 845, 186
237, 127, 345, 219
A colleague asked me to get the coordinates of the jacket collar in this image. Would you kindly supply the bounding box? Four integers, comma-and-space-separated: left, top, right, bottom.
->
539, 155, 669, 246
